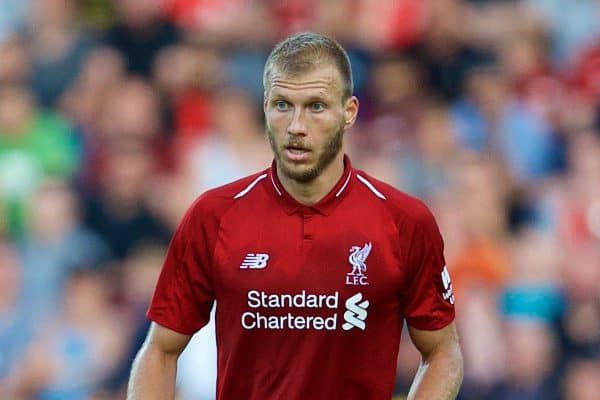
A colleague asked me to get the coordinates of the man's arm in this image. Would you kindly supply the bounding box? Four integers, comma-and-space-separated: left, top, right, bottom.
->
407, 322, 463, 400
127, 322, 192, 400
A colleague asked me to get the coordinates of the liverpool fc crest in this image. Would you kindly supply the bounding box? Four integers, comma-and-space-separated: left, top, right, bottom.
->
346, 242, 372, 286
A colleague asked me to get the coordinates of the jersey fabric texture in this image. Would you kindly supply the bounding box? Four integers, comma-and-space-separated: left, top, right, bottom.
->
148, 155, 455, 400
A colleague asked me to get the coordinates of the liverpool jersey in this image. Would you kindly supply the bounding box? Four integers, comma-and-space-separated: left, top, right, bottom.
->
148, 155, 455, 399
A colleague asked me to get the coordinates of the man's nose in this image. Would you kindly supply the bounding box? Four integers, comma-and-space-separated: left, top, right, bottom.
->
287, 108, 307, 136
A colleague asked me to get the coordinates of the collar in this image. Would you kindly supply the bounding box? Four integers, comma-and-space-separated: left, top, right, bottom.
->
267, 154, 354, 216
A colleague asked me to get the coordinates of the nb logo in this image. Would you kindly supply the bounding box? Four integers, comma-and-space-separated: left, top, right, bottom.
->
342, 293, 369, 331
240, 253, 269, 269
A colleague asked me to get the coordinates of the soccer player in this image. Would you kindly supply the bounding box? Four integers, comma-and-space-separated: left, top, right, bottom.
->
127, 32, 463, 399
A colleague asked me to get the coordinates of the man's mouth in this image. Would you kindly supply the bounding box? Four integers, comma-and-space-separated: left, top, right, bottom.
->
284, 145, 311, 161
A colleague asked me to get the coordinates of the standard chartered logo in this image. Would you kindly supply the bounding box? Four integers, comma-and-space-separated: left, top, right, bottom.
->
342, 292, 369, 331
240, 290, 369, 331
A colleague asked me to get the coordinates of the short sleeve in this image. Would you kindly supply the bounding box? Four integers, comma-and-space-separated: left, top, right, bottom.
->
402, 205, 455, 330
147, 200, 215, 335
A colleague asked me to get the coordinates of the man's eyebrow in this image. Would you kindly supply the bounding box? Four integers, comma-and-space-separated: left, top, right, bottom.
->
268, 94, 331, 105
304, 94, 329, 102
269, 93, 288, 100
269, 89, 330, 99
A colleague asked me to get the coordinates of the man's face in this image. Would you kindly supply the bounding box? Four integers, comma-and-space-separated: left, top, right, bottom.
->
264, 64, 358, 183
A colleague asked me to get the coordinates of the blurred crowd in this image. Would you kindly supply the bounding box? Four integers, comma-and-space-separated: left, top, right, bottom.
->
0, 0, 599, 399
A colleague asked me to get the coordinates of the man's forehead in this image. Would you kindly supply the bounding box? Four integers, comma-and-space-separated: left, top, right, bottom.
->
269, 65, 342, 94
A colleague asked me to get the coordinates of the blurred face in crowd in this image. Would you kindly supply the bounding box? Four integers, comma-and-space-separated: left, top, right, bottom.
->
0, 242, 21, 309
563, 360, 600, 400
122, 245, 165, 306
467, 69, 508, 116
505, 320, 557, 385
372, 57, 420, 106
30, 0, 76, 30
0, 85, 34, 134
117, 0, 162, 27
64, 271, 108, 325
100, 78, 161, 140
101, 143, 154, 205
28, 179, 79, 240
264, 62, 358, 183
0, 35, 30, 84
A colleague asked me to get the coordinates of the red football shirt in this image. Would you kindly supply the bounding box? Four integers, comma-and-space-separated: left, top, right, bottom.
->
148, 155, 455, 399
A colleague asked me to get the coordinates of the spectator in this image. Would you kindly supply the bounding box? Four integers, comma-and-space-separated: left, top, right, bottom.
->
0, 84, 79, 236
104, 0, 180, 76
0, 34, 30, 85
83, 140, 171, 259
489, 319, 561, 400
178, 87, 270, 197
104, 243, 166, 397
407, 0, 494, 100
27, 0, 97, 108
0, 240, 32, 397
19, 179, 109, 322
0, 0, 30, 42
153, 42, 223, 143
561, 358, 600, 400
450, 66, 560, 182
11, 269, 126, 399
526, 0, 600, 63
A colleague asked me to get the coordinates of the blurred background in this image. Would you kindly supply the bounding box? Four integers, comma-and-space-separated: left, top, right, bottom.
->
0, 0, 599, 399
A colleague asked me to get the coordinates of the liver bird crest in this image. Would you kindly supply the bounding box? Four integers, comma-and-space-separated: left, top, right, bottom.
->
348, 242, 372, 276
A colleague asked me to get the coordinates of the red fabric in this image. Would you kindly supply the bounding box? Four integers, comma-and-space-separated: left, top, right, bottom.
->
268, 0, 317, 35
163, 0, 245, 29
148, 155, 454, 399
572, 42, 600, 100
515, 69, 569, 122
385, 0, 427, 48
173, 89, 213, 139
355, 0, 427, 49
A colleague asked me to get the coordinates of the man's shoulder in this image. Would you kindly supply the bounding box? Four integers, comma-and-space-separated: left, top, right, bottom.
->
188, 169, 270, 217
352, 169, 436, 225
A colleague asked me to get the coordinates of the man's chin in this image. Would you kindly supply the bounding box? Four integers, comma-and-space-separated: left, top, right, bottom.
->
279, 161, 319, 183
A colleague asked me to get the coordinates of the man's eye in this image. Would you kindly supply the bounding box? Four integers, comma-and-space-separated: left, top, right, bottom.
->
311, 103, 325, 111
275, 101, 289, 111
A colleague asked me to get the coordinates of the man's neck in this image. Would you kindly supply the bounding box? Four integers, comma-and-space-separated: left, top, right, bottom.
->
276, 153, 345, 206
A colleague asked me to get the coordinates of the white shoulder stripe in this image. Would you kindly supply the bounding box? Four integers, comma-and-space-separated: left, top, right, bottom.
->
233, 174, 268, 199
335, 172, 352, 197
270, 173, 282, 196
356, 174, 386, 200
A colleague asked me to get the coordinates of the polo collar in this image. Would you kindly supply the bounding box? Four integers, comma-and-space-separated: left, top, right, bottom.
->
267, 154, 354, 216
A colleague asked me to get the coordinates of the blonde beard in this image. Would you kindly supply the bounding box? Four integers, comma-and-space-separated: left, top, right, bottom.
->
266, 124, 345, 183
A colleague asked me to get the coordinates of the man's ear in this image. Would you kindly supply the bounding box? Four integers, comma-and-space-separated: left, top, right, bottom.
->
343, 96, 359, 129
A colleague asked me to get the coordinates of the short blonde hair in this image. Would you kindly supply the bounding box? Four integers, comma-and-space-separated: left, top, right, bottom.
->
263, 32, 354, 100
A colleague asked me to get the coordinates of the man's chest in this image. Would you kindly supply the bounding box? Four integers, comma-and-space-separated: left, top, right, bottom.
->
210, 208, 412, 322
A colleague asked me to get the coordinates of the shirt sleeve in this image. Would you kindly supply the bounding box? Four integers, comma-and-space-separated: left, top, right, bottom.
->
402, 204, 455, 330
147, 199, 216, 335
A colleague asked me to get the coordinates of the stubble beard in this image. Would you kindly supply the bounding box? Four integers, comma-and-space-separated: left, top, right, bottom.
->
266, 123, 345, 184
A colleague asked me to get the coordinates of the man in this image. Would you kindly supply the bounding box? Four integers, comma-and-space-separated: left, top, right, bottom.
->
128, 32, 463, 399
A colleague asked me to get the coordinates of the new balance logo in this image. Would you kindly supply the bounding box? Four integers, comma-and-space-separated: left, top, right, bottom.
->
240, 253, 269, 269
342, 293, 369, 331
